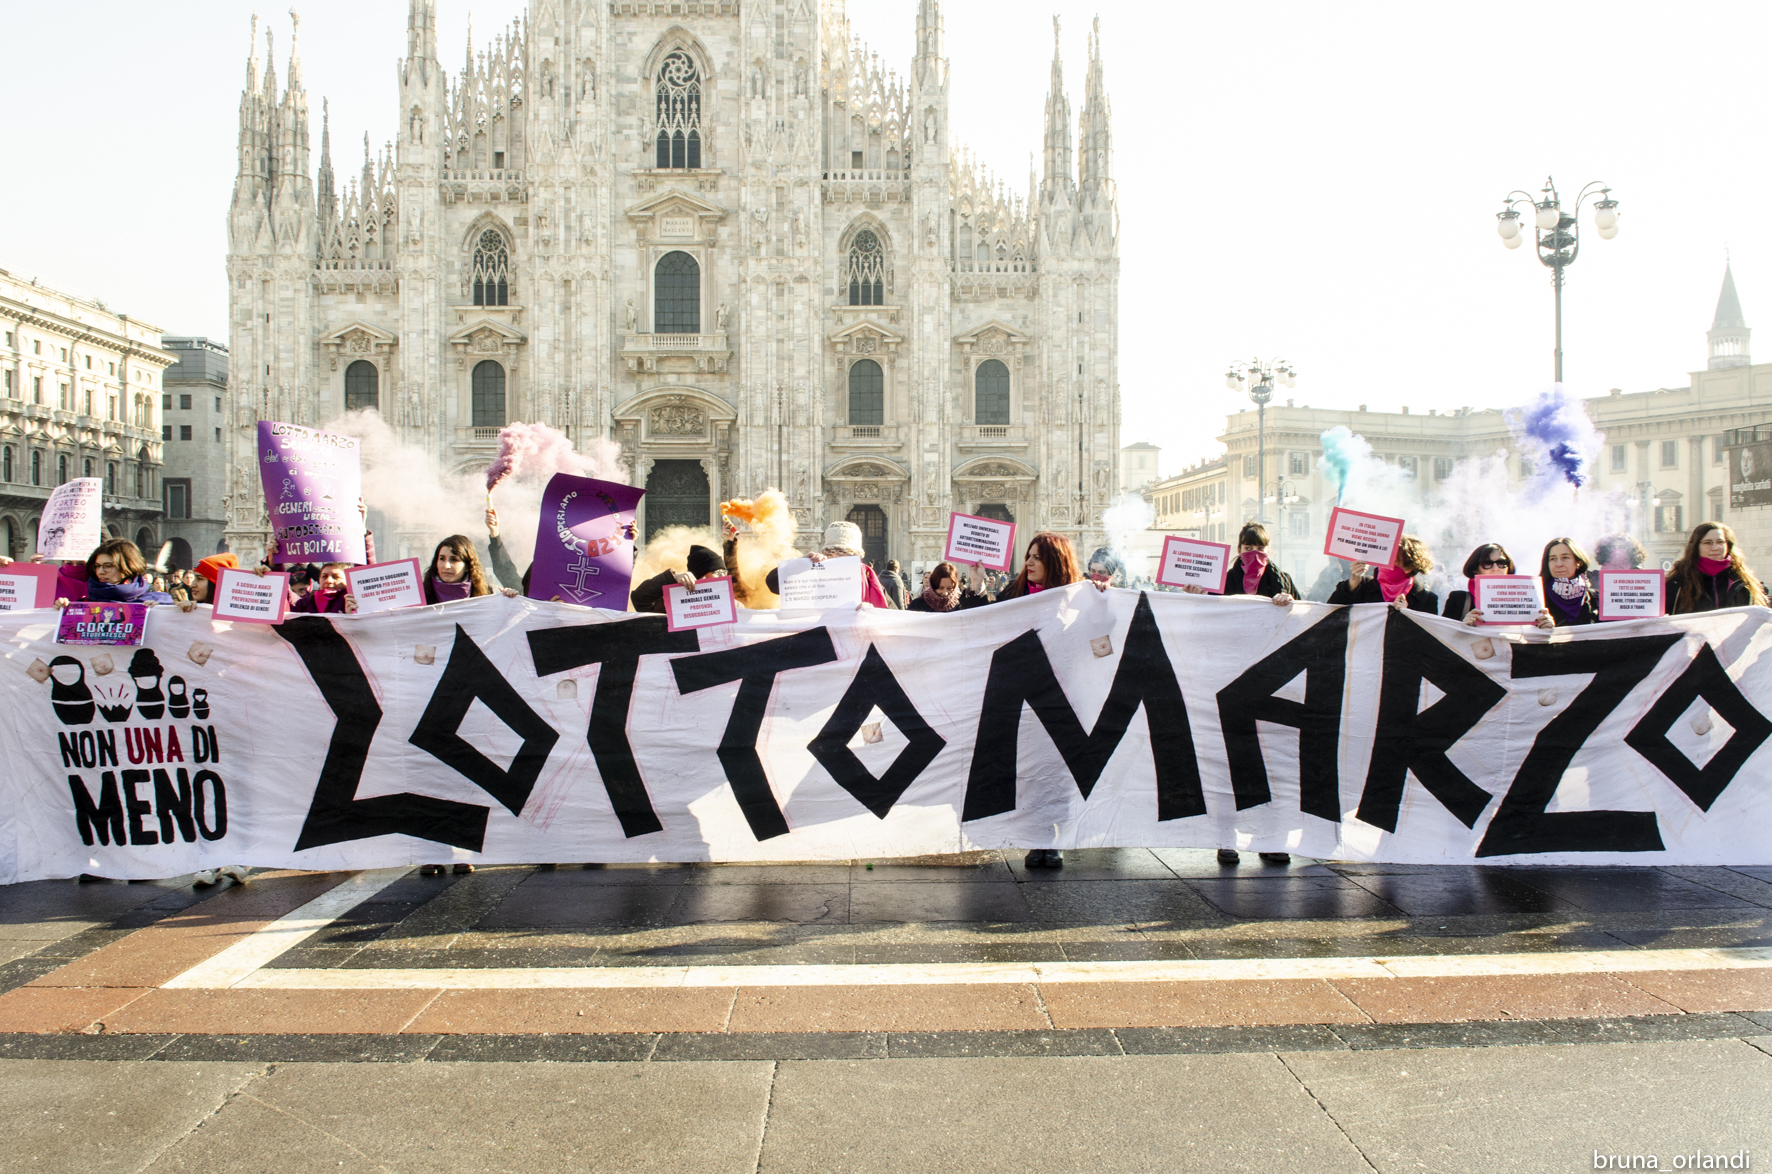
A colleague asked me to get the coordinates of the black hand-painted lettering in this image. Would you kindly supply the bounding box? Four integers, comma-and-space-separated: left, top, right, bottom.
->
153, 768, 197, 843
1214, 608, 1348, 819
1355, 609, 1506, 832
276, 616, 488, 852
527, 616, 700, 837
122, 769, 156, 845
1475, 634, 1681, 857
671, 628, 838, 840
1625, 642, 1772, 811
808, 644, 946, 817
962, 593, 1205, 823
69, 772, 124, 847
409, 624, 559, 818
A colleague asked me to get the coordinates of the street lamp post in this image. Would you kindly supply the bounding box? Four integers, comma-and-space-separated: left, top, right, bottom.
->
1496, 176, 1620, 383
1225, 358, 1296, 526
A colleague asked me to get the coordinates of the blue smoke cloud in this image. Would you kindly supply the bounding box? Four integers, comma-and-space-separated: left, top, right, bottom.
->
1505, 385, 1604, 490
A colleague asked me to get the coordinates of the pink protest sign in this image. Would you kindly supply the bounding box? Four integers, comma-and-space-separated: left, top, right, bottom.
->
1597, 569, 1666, 621
347, 559, 427, 614
944, 513, 1018, 572
665, 577, 739, 632
0, 564, 60, 611
1322, 507, 1405, 567
1471, 575, 1545, 625
257, 421, 367, 564
56, 602, 147, 646
1156, 536, 1233, 594
212, 568, 289, 625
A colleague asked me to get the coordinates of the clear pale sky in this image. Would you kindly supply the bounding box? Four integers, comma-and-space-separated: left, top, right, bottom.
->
4, 1, 1765, 474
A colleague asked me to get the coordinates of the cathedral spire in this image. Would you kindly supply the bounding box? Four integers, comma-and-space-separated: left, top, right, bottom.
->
1078, 16, 1112, 190
404, 0, 438, 87
1041, 17, 1073, 201
316, 97, 334, 219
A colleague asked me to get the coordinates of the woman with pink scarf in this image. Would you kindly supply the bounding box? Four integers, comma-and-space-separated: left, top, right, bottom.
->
905, 561, 986, 612
1327, 534, 1439, 614
1666, 522, 1768, 613
1218, 522, 1299, 605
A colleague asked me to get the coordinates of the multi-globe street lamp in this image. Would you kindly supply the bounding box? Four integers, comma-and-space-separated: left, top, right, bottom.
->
1496, 176, 1620, 383
1225, 358, 1296, 525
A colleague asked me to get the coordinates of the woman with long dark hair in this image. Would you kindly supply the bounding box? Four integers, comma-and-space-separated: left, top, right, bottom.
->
1327, 535, 1439, 613
1538, 537, 1597, 627
1443, 542, 1515, 624
1667, 522, 1768, 613
967, 531, 1105, 870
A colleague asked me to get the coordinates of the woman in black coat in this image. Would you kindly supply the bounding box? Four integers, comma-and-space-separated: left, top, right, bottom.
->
1219, 522, 1299, 605
1327, 534, 1440, 614
1443, 542, 1516, 622
1666, 522, 1769, 613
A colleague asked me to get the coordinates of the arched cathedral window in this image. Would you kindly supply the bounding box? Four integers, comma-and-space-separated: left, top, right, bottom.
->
848, 360, 883, 426
471, 230, 509, 307
654, 252, 701, 334
472, 361, 506, 427
847, 231, 885, 306
345, 360, 379, 413
975, 359, 1010, 426
655, 51, 702, 169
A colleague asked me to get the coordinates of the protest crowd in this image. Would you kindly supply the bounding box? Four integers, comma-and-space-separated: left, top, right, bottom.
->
1, 419, 1766, 881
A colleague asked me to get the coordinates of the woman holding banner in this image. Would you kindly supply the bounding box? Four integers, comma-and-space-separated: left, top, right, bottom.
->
905, 561, 987, 612
51, 538, 174, 607
1219, 523, 1298, 605
1538, 538, 1598, 627
1667, 523, 1768, 613
1443, 543, 1516, 624
1327, 535, 1439, 614
966, 531, 1107, 870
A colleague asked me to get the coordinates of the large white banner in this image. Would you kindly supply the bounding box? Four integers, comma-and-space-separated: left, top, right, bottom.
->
1, 586, 1769, 882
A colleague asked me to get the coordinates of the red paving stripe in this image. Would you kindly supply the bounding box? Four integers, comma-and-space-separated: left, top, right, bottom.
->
1042, 979, 1368, 1030
0, 986, 150, 1034
25, 871, 353, 990
100, 988, 442, 1035
406, 989, 734, 1035
725, 983, 1050, 1033
1617, 967, 1772, 1014
1328, 974, 1682, 1023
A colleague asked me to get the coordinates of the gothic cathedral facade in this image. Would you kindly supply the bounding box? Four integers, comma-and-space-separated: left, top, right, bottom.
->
224, 0, 1119, 568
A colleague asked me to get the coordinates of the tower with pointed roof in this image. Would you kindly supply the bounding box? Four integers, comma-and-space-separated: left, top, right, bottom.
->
1709, 261, 1751, 370
223, 1, 1119, 562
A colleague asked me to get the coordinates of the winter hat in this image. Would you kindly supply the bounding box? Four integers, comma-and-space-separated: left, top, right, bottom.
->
822, 521, 865, 557
195, 554, 239, 584
687, 545, 723, 578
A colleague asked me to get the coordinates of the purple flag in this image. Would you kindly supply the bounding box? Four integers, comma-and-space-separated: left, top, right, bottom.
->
528, 473, 644, 608
256, 421, 367, 565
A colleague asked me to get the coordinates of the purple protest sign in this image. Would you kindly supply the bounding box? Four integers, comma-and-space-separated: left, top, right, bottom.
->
528, 473, 644, 608
56, 602, 147, 647
256, 421, 367, 565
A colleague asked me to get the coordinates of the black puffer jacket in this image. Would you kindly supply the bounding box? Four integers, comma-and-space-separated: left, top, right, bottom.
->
1668, 567, 1764, 613
1221, 562, 1298, 599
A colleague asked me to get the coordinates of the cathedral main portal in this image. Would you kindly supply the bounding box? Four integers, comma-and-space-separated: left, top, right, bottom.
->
644, 460, 711, 541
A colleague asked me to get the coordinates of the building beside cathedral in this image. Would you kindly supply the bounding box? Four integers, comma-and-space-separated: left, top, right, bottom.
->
223, 0, 1120, 569
1144, 263, 1772, 588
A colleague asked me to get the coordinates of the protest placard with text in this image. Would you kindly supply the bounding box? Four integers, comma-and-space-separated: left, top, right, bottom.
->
1322, 507, 1405, 567
347, 559, 426, 614
0, 564, 60, 612
944, 512, 1017, 572
55, 601, 147, 646
36, 478, 104, 561
776, 555, 863, 610
1471, 574, 1545, 625
256, 421, 367, 564
1598, 569, 1666, 621
212, 568, 289, 625
665, 577, 739, 632
1155, 536, 1233, 594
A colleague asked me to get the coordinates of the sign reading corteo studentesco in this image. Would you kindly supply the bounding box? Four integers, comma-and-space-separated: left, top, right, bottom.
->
1, 589, 1770, 882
